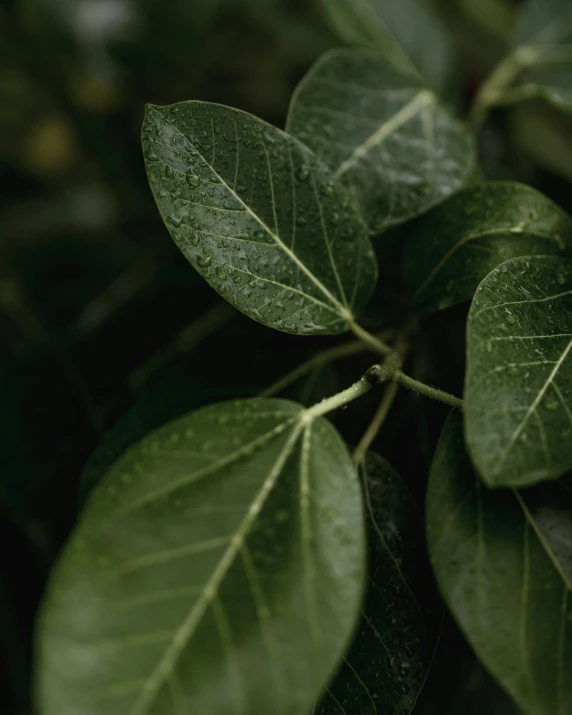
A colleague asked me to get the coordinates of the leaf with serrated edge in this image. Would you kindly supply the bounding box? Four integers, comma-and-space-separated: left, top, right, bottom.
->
319, 0, 457, 94
142, 101, 377, 336
466, 256, 572, 487
35, 399, 365, 715
317, 452, 439, 714
427, 411, 572, 715
287, 50, 475, 235
403, 182, 572, 313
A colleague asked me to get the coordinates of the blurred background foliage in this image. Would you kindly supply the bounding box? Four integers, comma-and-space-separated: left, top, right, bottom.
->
0, 0, 567, 712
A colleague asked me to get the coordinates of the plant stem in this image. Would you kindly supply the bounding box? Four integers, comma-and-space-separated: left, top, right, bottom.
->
260, 340, 367, 398
350, 321, 393, 356
469, 51, 523, 129
353, 381, 400, 465
302, 375, 380, 421
394, 371, 463, 409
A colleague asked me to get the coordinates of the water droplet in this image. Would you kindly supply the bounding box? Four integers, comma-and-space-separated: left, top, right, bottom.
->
296, 166, 310, 182
233, 275, 242, 284
215, 266, 227, 280
197, 255, 212, 268
186, 174, 201, 187
164, 165, 174, 178
147, 152, 159, 162
544, 398, 559, 411
504, 311, 517, 325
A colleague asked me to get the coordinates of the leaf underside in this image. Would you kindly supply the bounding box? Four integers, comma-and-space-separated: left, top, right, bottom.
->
142, 101, 377, 336
427, 411, 572, 715
36, 399, 365, 715
403, 182, 572, 313
465, 256, 572, 487
317, 452, 439, 714
287, 49, 475, 234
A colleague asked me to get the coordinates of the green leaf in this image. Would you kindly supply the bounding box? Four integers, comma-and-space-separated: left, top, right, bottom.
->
506, 1, 572, 115
427, 411, 572, 715
403, 182, 572, 313
318, 0, 457, 94
318, 452, 439, 714
36, 399, 365, 715
465, 256, 572, 487
142, 101, 377, 336
287, 49, 475, 235
510, 46, 572, 114
513, 0, 572, 47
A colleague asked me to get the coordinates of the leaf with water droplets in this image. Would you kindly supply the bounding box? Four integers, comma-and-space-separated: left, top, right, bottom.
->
287, 50, 475, 235
318, 0, 458, 94
427, 411, 572, 715
142, 101, 377, 335
36, 399, 365, 715
316, 452, 440, 714
465, 256, 572, 487
403, 182, 572, 313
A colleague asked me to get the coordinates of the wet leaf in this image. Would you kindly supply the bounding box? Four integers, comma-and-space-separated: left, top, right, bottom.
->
428, 411, 572, 715
403, 182, 572, 313
287, 50, 475, 234
317, 452, 439, 714
319, 0, 457, 94
142, 102, 377, 335
35, 399, 365, 715
465, 256, 572, 487
513, 0, 572, 47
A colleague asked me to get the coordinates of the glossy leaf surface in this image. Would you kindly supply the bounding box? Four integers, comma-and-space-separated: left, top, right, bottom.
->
428, 411, 572, 715
36, 399, 365, 715
142, 102, 377, 335
466, 256, 572, 487
318, 452, 438, 714
319, 0, 456, 94
403, 182, 572, 313
287, 50, 475, 234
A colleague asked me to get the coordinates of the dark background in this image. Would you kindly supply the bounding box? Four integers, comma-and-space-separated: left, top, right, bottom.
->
1, 0, 570, 712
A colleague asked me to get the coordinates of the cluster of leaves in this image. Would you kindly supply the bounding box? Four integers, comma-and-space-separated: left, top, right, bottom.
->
32, 1, 572, 714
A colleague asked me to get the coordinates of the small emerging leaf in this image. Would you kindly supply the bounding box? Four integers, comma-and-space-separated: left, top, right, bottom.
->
318, 452, 439, 714
319, 0, 457, 94
427, 411, 572, 715
466, 256, 572, 487
142, 101, 377, 335
36, 399, 365, 715
403, 182, 572, 313
287, 50, 475, 234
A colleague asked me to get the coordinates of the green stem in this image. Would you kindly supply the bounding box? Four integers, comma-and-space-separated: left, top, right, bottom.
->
302, 374, 381, 421
469, 51, 523, 129
394, 371, 463, 409
353, 381, 400, 465
350, 321, 393, 356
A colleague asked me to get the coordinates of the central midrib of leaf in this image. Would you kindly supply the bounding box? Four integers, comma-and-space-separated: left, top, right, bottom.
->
333, 90, 434, 179
496, 337, 572, 473
128, 416, 309, 715
151, 107, 353, 322
345, 0, 420, 78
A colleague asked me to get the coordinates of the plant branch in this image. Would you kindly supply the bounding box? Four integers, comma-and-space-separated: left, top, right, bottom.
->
394, 371, 463, 409
469, 51, 523, 129
302, 372, 384, 421
353, 381, 400, 465
260, 340, 367, 398
349, 321, 393, 356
